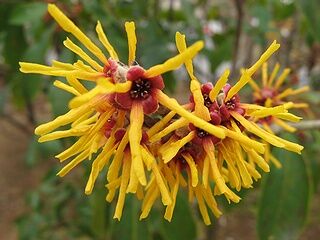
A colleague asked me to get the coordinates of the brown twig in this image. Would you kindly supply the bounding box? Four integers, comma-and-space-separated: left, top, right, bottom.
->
231, 0, 245, 79
1, 113, 33, 136
272, 120, 320, 134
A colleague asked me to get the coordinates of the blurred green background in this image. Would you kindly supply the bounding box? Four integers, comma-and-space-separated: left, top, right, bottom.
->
0, 0, 320, 239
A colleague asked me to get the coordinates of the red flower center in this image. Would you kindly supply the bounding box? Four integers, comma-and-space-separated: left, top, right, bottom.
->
225, 96, 237, 110
203, 93, 213, 108
196, 128, 210, 138
130, 78, 152, 100
254, 87, 278, 106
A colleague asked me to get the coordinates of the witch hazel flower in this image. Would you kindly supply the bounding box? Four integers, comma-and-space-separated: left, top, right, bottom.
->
19, 4, 230, 222
145, 33, 304, 224
245, 62, 309, 167
249, 62, 309, 132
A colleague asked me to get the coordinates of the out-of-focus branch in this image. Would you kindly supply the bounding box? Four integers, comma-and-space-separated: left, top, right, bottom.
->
272, 120, 320, 134
231, 0, 245, 78
1, 113, 33, 136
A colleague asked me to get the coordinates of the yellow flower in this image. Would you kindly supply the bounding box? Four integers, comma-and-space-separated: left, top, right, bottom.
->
249, 62, 309, 132
142, 34, 304, 224
18, 4, 225, 221
246, 62, 308, 166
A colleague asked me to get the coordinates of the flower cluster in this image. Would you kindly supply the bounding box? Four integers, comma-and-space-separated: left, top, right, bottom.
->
20, 4, 303, 225
247, 62, 309, 167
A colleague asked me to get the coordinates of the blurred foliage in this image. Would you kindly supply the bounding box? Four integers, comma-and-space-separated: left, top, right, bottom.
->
0, 0, 319, 239
258, 133, 312, 240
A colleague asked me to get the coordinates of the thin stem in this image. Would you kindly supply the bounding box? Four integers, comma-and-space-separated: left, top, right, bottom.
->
272, 120, 320, 134
231, 0, 245, 79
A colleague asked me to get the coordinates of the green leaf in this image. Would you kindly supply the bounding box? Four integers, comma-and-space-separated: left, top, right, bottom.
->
257, 133, 312, 240
25, 135, 62, 167
109, 195, 152, 240
9, 2, 47, 26
297, 0, 320, 43
161, 193, 196, 240
3, 26, 27, 68
26, 135, 40, 167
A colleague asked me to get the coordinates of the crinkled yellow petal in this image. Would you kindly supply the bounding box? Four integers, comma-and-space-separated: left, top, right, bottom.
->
246, 148, 270, 172
182, 153, 198, 187
220, 143, 241, 190
140, 184, 159, 220
275, 68, 290, 89
175, 33, 210, 120
249, 105, 287, 118
277, 86, 309, 100
63, 38, 103, 72
230, 112, 285, 148
107, 133, 129, 182
175, 32, 194, 77
161, 131, 195, 163
245, 161, 261, 181
147, 111, 176, 137
275, 113, 302, 122
162, 163, 177, 188
125, 21, 137, 65
156, 90, 225, 139
200, 185, 222, 218
190, 80, 211, 121
247, 40, 280, 76
57, 149, 90, 177
273, 118, 296, 132
262, 122, 274, 134
72, 112, 98, 127
262, 62, 268, 87
113, 153, 131, 220
241, 103, 264, 110
291, 86, 310, 95
225, 70, 250, 101
149, 117, 188, 143
270, 154, 282, 168
52, 60, 75, 70
150, 161, 172, 206
141, 148, 171, 204
140, 146, 153, 170
225, 128, 265, 154
292, 103, 309, 108
73, 60, 96, 73
96, 21, 119, 60
66, 75, 88, 94
209, 69, 230, 102
276, 88, 293, 99
127, 160, 139, 193
164, 166, 179, 222
194, 187, 211, 225
203, 140, 240, 203
232, 142, 253, 187
35, 102, 96, 136
268, 62, 280, 86
57, 110, 113, 161
145, 41, 204, 78
53, 80, 80, 96
272, 134, 304, 153
105, 178, 121, 190
47, 4, 107, 63
19, 62, 102, 81
202, 155, 210, 188
85, 138, 117, 195
19, 62, 58, 74
38, 125, 90, 142
136, 184, 144, 200
129, 103, 146, 186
